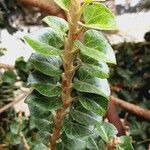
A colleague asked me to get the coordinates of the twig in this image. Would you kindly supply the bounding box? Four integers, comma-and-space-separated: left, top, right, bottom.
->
111, 96, 150, 120
0, 89, 32, 114
0, 63, 14, 70
18, 111, 30, 150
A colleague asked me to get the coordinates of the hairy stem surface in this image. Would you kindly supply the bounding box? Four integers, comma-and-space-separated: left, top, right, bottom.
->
50, 1, 81, 149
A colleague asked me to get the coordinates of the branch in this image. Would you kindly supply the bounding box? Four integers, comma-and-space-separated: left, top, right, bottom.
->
0, 89, 32, 114
111, 96, 150, 120
18, 0, 65, 18
0, 63, 14, 70
106, 100, 126, 136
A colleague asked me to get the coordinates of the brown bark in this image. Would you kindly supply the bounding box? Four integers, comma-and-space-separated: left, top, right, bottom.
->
49, 1, 82, 150
106, 100, 126, 136
18, 0, 65, 18
111, 96, 150, 120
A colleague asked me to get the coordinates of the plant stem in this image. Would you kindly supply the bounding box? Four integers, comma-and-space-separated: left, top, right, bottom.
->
50, 1, 81, 150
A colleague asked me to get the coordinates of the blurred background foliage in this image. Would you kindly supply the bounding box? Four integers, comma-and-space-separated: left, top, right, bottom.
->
110, 36, 150, 150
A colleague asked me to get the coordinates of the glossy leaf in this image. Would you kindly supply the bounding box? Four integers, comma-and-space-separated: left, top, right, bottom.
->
79, 95, 108, 116
97, 122, 118, 143
74, 77, 110, 98
28, 104, 51, 119
62, 133, 86, 150
34, 118, 53, 131
28, 72, 61, 97
86, 137, 99, 150
53, 0, 70, 11
26, 93, 62, 112
29, 53, 62, 77
82, 3, 118, 30
64, 121, 93, 139
79, 61, 109, 79
43, 16, 69, 34
33, 84, 61, 97
33, 143, 48, 150
75, 30, 116, 64
24, 28, 63, 56
70, 110, 99, 126
37, 131, 50, 146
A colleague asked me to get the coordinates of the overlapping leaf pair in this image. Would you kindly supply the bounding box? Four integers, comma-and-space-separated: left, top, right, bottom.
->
24, 1, 134, 149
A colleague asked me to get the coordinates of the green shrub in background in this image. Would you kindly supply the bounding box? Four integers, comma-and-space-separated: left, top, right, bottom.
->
111, 41, 150, 150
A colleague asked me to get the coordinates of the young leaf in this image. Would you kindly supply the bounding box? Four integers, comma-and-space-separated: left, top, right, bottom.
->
81, 3, 118, 30
74, 77, 110, 98
43, 16, 69, 34
97, 122, 118, 143
29, 53, 62, 77
24, 28, 63, 56
53, 0, 70, 11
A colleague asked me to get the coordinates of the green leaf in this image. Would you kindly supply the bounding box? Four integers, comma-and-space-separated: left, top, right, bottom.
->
33, 143, 48, 150
97, 122, 118, 143
75, 30, 116, 64
28, 104, 51, 119
2, 70, 16, 84
33, 84, 61, 97
28, 72, 61, 97
86, 137, 99, 150
43, 16, 69, 34
74, 77, 110, 98
24, 28, 63, 56
62, 133, 86, 150
26, 93, 62, 112
64, 121, 93, 139
33, 117, 53, 131
29, 53, 62, 77
70, 110, 99, 126
10, 122, 19, 135
53, 0, 70, 11
79, 95, 108, 116
115, 136, 134, 150
37, 131, 50, 146
79, 61, 109, 79
28, 71, 59, 84
81, 3, 118, 30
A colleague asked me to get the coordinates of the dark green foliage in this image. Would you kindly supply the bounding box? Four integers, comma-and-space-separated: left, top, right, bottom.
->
111, 42, 150, 150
